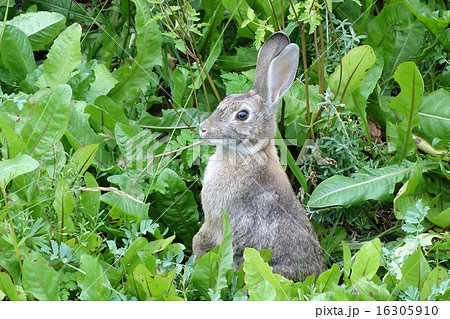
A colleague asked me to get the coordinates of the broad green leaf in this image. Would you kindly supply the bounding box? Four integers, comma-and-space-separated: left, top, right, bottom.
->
132, 264, 177, 300
0, 25, 36, 82
7, 11, 66, 50
100, 191, 149, 221
329, 45, 376, 102
53, 178, 76, 235
215, 211, 233, 294
398, 248, 431, 290
419, 89, 450, 142
427, 206, 450, 229
37, 23, 81, 88
85, 63, 118, 103
80, 172, 101, 219
66, 143, 99, 176
0, 236, 20, 282
366, 3, 426, 75
154, 168, 199, 246
0, 114, 26, 158
308, 163, 414, 208
420, 266, 448, 300
0, 272, 21, 301
23, 252, 60, 301
120, 237, 148, 268
389, 62, 424, 161
77, 254, 111, 301
85, 95, 128, 134
192, 210, 233, 299
315, 264, 341, 293
26, 0, 90, 23
351, 238, 381, 282
393, 164, 428, 219
243, 248, 292, 301
403, 0, 450, 50
354, 278, 391, 301
0, 154, 39, 188
108, 0, 162, 103
21, 85, 72, 158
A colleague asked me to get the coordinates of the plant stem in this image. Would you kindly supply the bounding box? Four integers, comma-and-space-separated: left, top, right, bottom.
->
1, 186, 23, 273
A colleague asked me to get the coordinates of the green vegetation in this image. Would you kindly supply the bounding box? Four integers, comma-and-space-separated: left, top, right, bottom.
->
0, 0, 449, 301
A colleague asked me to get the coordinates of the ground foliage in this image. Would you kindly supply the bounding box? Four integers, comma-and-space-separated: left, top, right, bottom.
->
0, 0, 449, 301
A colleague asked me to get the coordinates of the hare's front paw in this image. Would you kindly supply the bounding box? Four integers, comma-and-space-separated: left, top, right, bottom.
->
192, 224, 220, 257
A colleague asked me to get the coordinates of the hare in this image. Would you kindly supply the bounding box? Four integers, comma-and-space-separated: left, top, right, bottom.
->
193, 32, 325, 281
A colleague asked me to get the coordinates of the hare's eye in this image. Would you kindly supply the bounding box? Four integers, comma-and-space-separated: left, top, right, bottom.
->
236, 110, 249, 121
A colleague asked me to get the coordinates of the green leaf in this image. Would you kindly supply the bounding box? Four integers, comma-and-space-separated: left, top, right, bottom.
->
37, 23, 81, 88
85, 63, 118, 103
351, 238, 381, 282
354, 278, 391, 301
23, 252, 60, 301
108, 0, 162, 103
7, 11, 66, 50
388, 62, 424, 161
0, 272, 21, 301
308, 163, 414, 208
154, 168, 199, 246
100, 191, 149, 221
398, 248, 431, 291
192, 210, 233, 299
21, 85, 72, 158
419, 89, 450, 142
0, 154, 39, 188
85, 95, 128, 134
0, 114, 25, 158
80, 172, 101, 219
53, 178, 76, 234
66, 143, 99, 176
131, 264, 177, 300
0, 25, 36, 82
243, 248, 292, 301
366, 3, 426, 75
403, 0, 450, 50
26, 0, 90, 23
342, 241, 351, 285
329, 45, 376, 102
420, 266, 448, 300
77, 254, 111, 301
316, 264, 341, 292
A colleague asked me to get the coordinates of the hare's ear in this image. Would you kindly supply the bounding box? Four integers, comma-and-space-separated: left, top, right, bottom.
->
252, 32, 299, 112
267, 43, 299, 108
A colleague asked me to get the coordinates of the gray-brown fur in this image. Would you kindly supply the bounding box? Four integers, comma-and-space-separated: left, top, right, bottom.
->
193, 32, 325, 281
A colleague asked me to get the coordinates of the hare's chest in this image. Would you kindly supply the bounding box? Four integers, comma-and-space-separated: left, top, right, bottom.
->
201, 155, 250, 221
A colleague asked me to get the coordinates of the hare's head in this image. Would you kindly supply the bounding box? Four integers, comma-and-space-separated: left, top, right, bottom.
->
199, 32, 299, 154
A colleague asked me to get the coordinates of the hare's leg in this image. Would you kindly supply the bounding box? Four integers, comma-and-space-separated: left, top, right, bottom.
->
192, 223, 220, 257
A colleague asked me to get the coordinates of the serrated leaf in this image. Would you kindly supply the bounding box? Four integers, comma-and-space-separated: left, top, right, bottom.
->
37, 23, 81, 88
0, 25, 36, 82
23, 252, 60, 301
7, 11, 66, 50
